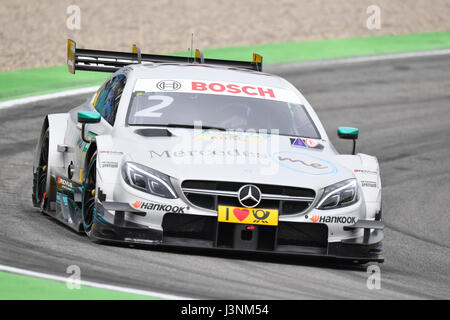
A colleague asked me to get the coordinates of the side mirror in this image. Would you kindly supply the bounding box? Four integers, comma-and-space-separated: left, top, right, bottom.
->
78, 111, 100, 143
78, 111, 101, 124
337, 127, 359, 155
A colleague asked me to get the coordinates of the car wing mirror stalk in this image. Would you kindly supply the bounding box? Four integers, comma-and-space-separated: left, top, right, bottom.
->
337, 127, 359, 155
77, 111, 101, 143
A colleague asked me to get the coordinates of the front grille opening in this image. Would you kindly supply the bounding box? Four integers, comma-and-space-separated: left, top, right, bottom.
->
282, 201, 311, 215
182, 180, 315, 197
182, 180, 316, 215
277, 222, 328, 247
185, 193, 215, 210
216, 223, 234, 248
162, 213, 216, 241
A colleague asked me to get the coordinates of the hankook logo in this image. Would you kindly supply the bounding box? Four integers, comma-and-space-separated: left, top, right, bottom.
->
238, 185, 262, 208
156, 80, 181, 91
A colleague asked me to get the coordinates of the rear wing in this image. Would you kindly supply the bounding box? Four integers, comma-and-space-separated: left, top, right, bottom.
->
67, 39, 263, 74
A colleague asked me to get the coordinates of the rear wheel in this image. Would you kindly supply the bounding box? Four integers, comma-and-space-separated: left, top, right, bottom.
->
82, 151, 97, 234
375, 204, 383, 221
32, 128, 49, 209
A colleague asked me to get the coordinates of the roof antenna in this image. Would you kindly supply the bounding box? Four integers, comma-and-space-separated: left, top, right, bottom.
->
190, 33, 194, 62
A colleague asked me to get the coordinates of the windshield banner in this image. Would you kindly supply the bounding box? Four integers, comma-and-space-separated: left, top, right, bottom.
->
133, 79, 302, 104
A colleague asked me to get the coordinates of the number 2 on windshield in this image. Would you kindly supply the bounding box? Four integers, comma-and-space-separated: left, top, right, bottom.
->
134, 95, 173, 117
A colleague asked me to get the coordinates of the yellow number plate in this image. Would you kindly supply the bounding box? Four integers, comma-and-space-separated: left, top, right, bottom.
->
217, 206, 278, 226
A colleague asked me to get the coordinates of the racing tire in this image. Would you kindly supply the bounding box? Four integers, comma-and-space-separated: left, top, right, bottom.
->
375, 204, 383, 221
32, 128, 49, 210
82, 151, 97, 236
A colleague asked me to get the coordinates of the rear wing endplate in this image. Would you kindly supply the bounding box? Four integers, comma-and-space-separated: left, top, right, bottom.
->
67, 39, 263, 73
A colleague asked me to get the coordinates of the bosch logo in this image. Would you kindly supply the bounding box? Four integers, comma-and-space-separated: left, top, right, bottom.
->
238, 184, 262, 208
156, 80, 181, 91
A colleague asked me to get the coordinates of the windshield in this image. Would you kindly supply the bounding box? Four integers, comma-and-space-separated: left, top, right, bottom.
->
127, 85, 320, 138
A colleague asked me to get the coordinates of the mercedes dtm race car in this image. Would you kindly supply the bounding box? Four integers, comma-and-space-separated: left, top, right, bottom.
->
32, 40, 384, 263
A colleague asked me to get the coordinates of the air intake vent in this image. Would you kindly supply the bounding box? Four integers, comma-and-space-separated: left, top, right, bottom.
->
181, 180, 315, 215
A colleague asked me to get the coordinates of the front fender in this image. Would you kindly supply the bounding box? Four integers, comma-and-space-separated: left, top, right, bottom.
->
335, 153, 382, 219
88, 135, 124, 202
33, 114, 70, 201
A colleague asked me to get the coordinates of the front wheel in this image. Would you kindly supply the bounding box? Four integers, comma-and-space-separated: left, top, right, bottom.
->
32, 128, 49, 209
82, 151, 97, 234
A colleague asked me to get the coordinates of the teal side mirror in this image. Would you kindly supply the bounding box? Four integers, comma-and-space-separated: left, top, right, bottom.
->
77, 111, 100, 143
337, 127, 359, 155
337, 127, 359, 140
78, 111, 101, 124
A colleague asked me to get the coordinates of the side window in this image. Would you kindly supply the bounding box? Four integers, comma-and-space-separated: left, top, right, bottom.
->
106, 75, 126, 125
94, 74, 126, 125
94, 80, 112, 118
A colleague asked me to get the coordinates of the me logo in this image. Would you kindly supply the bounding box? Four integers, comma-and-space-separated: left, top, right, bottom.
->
270, 151, 337, 175
157, 80, 181, 91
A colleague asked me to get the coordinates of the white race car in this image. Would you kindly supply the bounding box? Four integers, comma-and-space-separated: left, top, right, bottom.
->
32, 40, 384, 263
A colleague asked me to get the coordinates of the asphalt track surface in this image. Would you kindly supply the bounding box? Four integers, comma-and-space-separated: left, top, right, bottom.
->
1, 53, 450, 299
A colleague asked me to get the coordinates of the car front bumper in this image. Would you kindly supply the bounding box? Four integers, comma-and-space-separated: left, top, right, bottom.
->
91, 201, 384, 263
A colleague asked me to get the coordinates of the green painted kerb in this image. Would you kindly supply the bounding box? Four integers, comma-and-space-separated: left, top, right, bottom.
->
193, 30, 450, 65
0, 65, 108, 102
1, 30, 450, 102
0, 271, 157, 300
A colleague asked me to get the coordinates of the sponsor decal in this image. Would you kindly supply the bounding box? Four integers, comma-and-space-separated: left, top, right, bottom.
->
277, 157, 328, 169
354, 169, 378, 175
290, 137, 307, 148
290, 137, 323, 150
217, 205, 278, 226
99, 150, 122, 169
195, 129, 268, 143
75, 137, 89, 152
100, 161, 118, 168
156, 80, 181, 91
99, 150, 123, 155
150, 149, 337, 175
133, 79, 302, 103
131, 201, 188, 213
57, 176, 73, 191
304, 138, 321, 149
233, 208, 249, 221
149, 149, 268, 159
271, 150, 337, 175
192, 81, 275, 99
361, 180, 377, 188
307, 214, 357, 224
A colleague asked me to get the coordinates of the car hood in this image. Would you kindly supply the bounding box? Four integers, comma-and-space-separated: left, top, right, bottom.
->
111, 127, 354, 191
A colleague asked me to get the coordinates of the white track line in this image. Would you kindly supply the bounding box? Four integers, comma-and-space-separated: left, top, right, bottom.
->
1, 48, 450, 110
0, 264, 190, 300
0, 86, 99, 110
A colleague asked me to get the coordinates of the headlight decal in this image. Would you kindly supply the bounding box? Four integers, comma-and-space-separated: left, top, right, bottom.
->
316, 178, 359, 210
122, 162, 177, 199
